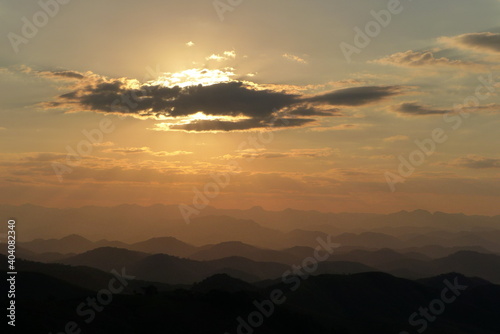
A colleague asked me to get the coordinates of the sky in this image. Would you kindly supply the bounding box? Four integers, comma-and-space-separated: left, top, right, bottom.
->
0, 0, 499, 215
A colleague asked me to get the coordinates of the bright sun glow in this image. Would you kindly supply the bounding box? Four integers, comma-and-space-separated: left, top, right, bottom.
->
153, 112, 249, 131
149, 68, 235, 88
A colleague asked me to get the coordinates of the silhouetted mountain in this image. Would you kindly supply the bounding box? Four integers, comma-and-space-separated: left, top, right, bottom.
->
130, 254, 291, 284
329, 230, 500, 253
315, 261, 376, 275
169, 215, 329, 249
128, 253, 212, 284
0, 254, 173, 292
4, 271, 92, 301
1, 254, 116, 291
265, 272, 500, 333
9, 269, 500, 333
418, 273, 493, 289
18, 234, 197, 261
401, 230, 500, 252
281, 245, 316, 259
191, 273, 256, 293
432, 251, 500, 283
202, 205, 356, 231
59, 247, 150, 271
19, 234, 129, 255
52, 242, 500, 286
331, 232, 405, 249
327, 248, 430, 267
129, 236, 197, 257
206, 256, 290, 282
0, 244, 73, 263
6, 204, 498, 245
21, 228, 500, 263
399, 245, 494, 258
189, 241, 299, 264
20, 234, 95, 253
378, 251, 500, 283
60, 247, 292, 284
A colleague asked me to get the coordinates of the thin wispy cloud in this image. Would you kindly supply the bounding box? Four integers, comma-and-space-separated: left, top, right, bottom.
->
373, 50, 478, 68
104, 147, 193, 156
282, 53, 308, 64
383, 135, 410, 142
206, 51, 237, 62
219, 148, 334, 160
450, 155, 500, 169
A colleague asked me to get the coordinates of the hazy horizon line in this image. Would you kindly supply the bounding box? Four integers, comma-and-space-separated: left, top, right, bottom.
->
3, 202, 499, 217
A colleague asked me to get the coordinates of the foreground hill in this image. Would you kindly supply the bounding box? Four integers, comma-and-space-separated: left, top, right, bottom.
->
0, 255, 175, 292
377, 250, 500, 283
5, 269, 500, 334
268, 272, 500, 333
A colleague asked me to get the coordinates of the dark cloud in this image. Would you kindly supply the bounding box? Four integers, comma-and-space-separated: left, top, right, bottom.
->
452, 156, 500, 169
221, 148, 333, 159
168, 117, 313, 132
288, 107, 341, 116
41, 71, 405, 131
54, 80, 294, 118
305, 86, 402, 106
49, 71, 85, 80
392, 102, 449, 116
447, 32, 500, 53
38, 70, 85, 80
108, 147, 150, 154
392, 101, 500, 116
167, 82, 298, 118
23, 153, 67, 162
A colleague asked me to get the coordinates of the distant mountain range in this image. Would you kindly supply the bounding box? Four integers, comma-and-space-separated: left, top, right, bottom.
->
13, 227, 500, 260
2, 204, 499, 333
3, 238, 493, 286
2, 204, 499, 242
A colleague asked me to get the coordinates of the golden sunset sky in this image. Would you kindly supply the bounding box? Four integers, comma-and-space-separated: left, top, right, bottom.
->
0, 0, 499, 214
